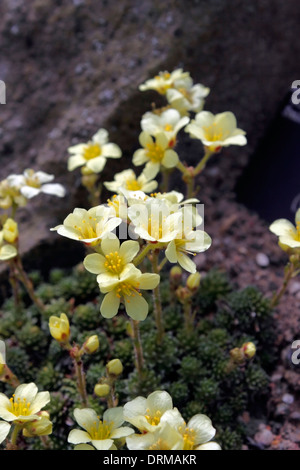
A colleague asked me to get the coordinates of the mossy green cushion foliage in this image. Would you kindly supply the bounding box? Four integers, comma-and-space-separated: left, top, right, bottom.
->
0, 265, 275, 450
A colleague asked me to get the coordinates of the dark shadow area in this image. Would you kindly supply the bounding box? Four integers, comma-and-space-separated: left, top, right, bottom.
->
236, 85, 300, 224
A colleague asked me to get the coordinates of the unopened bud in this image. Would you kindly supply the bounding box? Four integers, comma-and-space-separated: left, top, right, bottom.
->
186, 272, 201, 292
23, 411, 52, 437
242, 342, 256, 359
106, 359, 123, 377
176, 286, 192, 303
83, 335, 99, 354
170, 266, 183, 286
229, 347, 245, 365
3, 218, 18, 244
49, 313, 70, 344
94, 383, 110, 397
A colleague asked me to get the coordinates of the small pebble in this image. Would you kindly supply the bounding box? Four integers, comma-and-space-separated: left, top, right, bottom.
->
282, 393, 294, 405
256, 253, 270, 267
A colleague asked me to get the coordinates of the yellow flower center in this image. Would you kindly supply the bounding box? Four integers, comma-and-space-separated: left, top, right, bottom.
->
25, 171, 41, 188
149, 438, 171, 450
89, 420, 113, 440
9, 395, 31, 417
203, 122, 226, 142
73, 216, 98, 240
295, 222, 300, 241
146, 142, 164, 163
83, 143, 101, 160
116, 280, 141, 301
145, 409, 162, 426
182, 427, 196, 450
145, 215, 167, 240
164, 123, 173, 132
125, 179, 142, 191
177, 424, 196, 450
104, 251, 124, 274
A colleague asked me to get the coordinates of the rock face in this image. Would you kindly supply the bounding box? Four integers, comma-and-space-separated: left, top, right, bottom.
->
1, 0, 300, 270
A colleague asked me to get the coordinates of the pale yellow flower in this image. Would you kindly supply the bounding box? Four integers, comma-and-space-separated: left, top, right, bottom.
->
133, 131, 179, 179
139, 69, 189, 95
269, 209, 300, 250
98, 264, 160, 321
165, 229, 212, 273
68, 129, 121, 174
141, 108, 189, 147
0, 383, 50, 426
123, 390, 173, 433
166, 75, 210, 116
68, 407, 133, 450
51, 205, 121, 245
126, 422, 184, 450
0, 179, 26, 209
104, 169, 158, 194
84, 236, 140, 278
160, 408, 221, 450
128, 198, 181, 244
7, 169, 65, 199
185, 111, 247, 152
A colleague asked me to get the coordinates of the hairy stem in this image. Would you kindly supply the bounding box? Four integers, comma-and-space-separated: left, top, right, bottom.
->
130, 319, 145, 381
151, 251, 164, 344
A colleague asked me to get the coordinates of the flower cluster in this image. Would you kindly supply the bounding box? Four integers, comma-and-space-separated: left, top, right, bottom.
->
124, 390, 221, 450
52, 188, 211, 321
67, 391, 220, 451
0, 383, 52, 445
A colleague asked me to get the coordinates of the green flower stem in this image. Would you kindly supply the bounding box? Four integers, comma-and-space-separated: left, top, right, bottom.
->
10, 424, 21, 448
14, 255, 45, 314
176, 160, 187, 174
160, 168, 173, 193
270, 260, 296, 309
151, 250, 165, 344
193, 148, 213, 175
8, 261, 21, 311
105, 377, 118, 408
177, 149, 213, 199
133, 243, 153, 267
158, 256, 167, 272
72, 353, 89, 408
130, 319, 145, 382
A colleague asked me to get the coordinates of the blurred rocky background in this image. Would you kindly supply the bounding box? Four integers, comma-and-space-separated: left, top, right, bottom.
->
1, 0, 300, 270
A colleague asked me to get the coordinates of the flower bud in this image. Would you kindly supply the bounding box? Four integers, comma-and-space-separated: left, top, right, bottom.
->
176, 286, 192, 303
83, 335, 99, 354
23, 411, 52, 437
170, 266, 183, 286
229, 347, 245, 365
186, 272, 201, 292
94, 383, 110, 397
242, 342, 256, 359
49, 313, 70, 344
3, 218, 18, 244
106, 359, 123, 377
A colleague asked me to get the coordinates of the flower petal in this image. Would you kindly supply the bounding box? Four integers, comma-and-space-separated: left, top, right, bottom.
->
84, 253, 106, 274
0, 421, 10, 444
100, 291, 120, 318
124, 294, 149, 321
